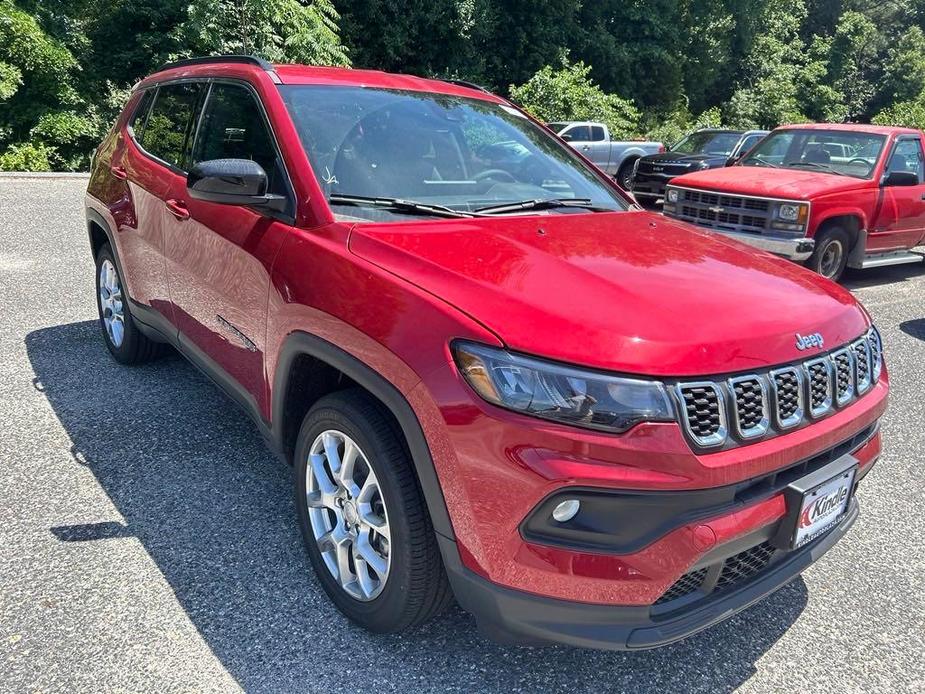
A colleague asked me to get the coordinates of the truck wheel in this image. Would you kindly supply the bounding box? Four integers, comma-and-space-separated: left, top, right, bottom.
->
95, 245, 166, 364
807, 227, 850, 281
616, 158, 637, 190
294, 389, 453, 632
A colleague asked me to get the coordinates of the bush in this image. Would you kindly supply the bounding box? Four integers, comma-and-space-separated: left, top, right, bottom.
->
0, 142, 55, 171
644, 106, 723, 148
873, 98, 925, 130
510, 58, 641, 138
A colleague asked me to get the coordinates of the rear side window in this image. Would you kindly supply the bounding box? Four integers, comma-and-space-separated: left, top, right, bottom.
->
128, 89, 154, 140
192, 83, 286, 196
140, 83, 203, 170
590, 125, 606, 142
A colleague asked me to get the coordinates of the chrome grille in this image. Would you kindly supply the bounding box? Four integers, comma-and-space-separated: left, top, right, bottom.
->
675, 330, 880, 449
666, 187, 777, 235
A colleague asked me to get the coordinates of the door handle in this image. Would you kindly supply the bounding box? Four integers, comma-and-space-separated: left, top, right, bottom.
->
110, 165, 127, 180
165, 198, 190, 220
581, 145, 591, 151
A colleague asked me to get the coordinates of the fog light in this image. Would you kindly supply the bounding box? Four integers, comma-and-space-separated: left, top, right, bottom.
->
552, 499, 580, 522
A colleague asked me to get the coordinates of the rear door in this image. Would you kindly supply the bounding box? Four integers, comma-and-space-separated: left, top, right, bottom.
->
161, 80, 293, 415
869, 135, 925, 251
585, 124, 613, 170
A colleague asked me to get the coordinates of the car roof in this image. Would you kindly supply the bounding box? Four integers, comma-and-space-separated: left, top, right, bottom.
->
142, 59, 507, 104
774, 122, 919, 136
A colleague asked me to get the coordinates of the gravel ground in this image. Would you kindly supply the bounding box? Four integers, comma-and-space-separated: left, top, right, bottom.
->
1, 178, 923, 693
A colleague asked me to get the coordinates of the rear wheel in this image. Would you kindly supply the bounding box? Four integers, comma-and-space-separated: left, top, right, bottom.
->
294, 389, 452, 632
807, 227, 850, 281
95, 245, 165, 364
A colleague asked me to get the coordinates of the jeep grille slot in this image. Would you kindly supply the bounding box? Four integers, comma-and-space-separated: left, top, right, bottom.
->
675, 332, 879, 449
831, 348, 854, 406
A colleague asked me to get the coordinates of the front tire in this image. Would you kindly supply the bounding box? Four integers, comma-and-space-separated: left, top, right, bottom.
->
94, 245, 165, 364
294, 389, 452, 632
616, 158, 637, 191
807, 227, 850, 281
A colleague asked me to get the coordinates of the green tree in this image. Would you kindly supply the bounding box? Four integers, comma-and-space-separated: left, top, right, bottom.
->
827, 10, 879, 120
879, 26, 925, 106
180, 0, 349, 65
509, 58, 641, 137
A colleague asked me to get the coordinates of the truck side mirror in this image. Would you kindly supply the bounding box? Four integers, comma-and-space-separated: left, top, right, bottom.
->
725, 154, 743, 167
559, 132, 573, 142
881, 170, 919, 187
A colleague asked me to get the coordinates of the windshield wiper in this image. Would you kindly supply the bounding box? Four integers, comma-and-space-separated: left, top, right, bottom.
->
328, 194, 477, 218
783, 161, 847, 176
746, 159, 779, 168
474, 198, 615, 215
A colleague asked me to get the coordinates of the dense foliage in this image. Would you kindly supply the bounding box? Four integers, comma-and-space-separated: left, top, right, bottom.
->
2, 0, 925, 170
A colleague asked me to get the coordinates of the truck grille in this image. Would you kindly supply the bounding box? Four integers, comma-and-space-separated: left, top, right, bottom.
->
666, 187, 783, 235
674, 329, 880, 449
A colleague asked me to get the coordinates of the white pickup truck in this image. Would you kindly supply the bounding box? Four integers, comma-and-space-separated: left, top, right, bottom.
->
550, 121, 664, 189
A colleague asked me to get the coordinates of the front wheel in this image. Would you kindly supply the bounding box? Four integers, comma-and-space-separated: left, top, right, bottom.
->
616, 158, 637, 191
807, 227, 850, 281
294, 389, 452, 632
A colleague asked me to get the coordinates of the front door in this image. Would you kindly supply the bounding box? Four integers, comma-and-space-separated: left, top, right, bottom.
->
161, 81, 293, 417
869, 136, 925, 252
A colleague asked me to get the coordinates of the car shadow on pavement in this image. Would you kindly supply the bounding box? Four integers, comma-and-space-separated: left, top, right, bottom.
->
842, 261, 925, 290
26, 320, 808, 694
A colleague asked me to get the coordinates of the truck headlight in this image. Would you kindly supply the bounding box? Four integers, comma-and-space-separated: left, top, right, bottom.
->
452, 341, 675, 433
776, 203, 808, 223
666, 188, 679, 203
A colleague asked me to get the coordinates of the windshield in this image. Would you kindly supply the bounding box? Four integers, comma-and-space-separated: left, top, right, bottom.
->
672, 131, 744, 156
741, 129, 886, 178
279, 86, 629, 221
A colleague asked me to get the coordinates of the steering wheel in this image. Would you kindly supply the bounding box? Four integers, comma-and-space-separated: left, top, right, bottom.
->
847, 158, 873, 173
474, 169, 518, 183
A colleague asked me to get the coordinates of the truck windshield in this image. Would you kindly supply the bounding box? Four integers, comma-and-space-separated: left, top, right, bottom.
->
672, 131, 743, 156
740, 129, 886, 179
279, 86, 629, 221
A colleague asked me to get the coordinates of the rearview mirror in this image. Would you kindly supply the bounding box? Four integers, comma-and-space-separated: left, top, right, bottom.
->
187, 159, 287, 212
881, 170, 919, 187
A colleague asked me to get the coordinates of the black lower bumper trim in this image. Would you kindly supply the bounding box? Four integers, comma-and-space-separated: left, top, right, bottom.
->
441, 500, 858, 650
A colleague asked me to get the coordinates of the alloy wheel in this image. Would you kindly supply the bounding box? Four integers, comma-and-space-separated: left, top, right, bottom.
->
305, 430, 391, 601
99, 259, 125, 347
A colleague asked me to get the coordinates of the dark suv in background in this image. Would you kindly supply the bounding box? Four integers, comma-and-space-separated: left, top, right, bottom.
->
631, 129, 768, 204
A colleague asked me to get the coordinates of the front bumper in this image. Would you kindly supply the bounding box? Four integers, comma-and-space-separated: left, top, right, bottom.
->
709, 229, 815, 261
444, 498, 859, 650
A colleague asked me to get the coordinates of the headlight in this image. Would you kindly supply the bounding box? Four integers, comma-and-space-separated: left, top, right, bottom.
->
452, 341, 675, 433
666, 188, 679, 203
776, 202, 808, 224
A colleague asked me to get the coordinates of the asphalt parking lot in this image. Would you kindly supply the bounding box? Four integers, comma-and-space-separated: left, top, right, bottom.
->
1, 177, 924, 693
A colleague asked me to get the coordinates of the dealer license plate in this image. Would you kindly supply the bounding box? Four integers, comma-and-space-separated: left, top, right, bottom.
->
792, 467, 856, 549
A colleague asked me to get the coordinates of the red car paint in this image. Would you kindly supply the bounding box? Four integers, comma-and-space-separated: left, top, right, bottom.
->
667, 123, 925, 255
86, 61, 886, 643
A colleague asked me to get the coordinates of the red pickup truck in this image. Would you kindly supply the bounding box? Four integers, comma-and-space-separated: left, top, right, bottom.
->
663, 123, 925, 280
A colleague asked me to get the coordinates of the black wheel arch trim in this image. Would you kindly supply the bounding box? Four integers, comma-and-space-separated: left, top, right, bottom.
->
271, 331, 455, 540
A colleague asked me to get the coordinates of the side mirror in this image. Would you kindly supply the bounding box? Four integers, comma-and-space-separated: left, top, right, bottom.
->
881, 170, 919, 187
559, 132, 574, 142
187, 159, 286, 212
725, 154, 742, 167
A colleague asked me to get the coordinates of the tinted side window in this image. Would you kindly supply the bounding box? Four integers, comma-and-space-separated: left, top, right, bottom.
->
140, 83, 203, 170
888, 138, 925, 183
590, 125, 606, 142
192, 83, 286, 195
566, 125, 592, 142
740, 134, 762, 153
128, 89, 154, 140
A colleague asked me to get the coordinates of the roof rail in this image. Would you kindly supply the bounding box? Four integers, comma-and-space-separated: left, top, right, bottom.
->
157, 54, 274, 73
442, 78, 492, 94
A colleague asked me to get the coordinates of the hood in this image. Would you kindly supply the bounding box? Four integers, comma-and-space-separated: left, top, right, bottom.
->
670, 165, 868, 200
640, 152, 727, 168
349, 211, 868, 377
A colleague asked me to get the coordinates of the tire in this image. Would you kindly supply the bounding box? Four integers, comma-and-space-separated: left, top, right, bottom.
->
616, 158, 637, 191
94, 244, 165, 364
294, 389, 452, 632
807, 226, 850, 282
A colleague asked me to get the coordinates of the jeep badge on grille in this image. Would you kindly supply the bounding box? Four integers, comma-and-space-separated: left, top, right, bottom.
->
795, 332, 824, 350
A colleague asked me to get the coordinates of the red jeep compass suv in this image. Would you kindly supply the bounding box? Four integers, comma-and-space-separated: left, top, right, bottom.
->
85, 56, 887, 650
